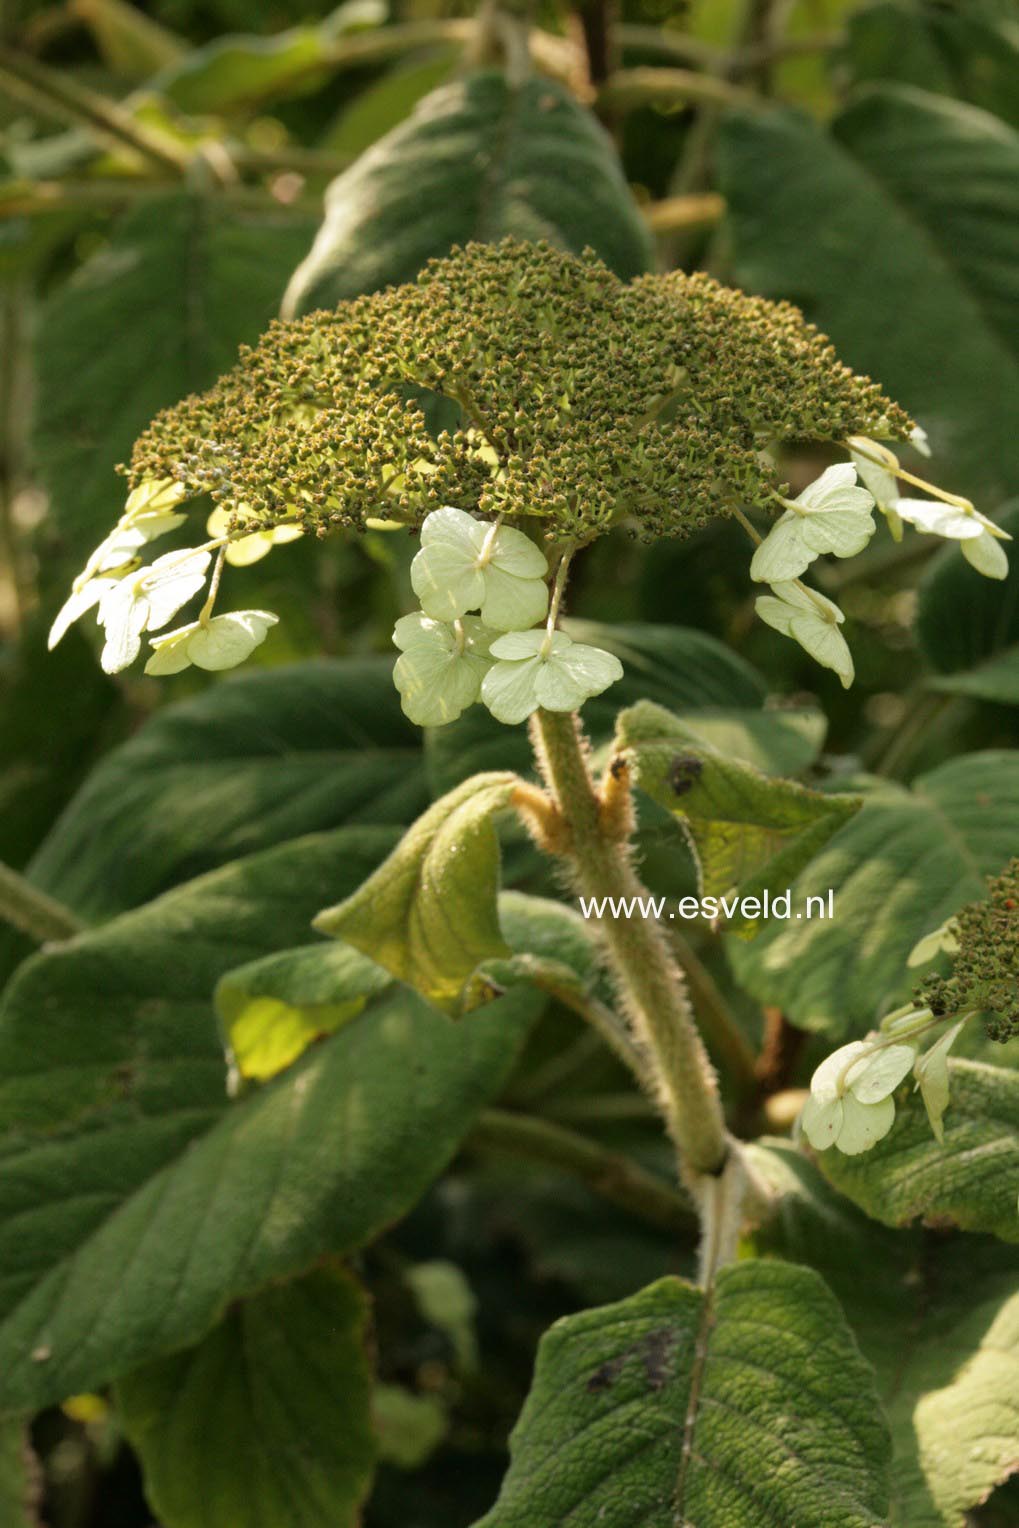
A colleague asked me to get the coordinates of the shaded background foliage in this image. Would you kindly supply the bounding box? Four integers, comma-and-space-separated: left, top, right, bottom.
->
2, 0, 1019, 1524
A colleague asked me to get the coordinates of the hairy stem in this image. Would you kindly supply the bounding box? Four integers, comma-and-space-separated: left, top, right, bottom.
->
529, 708, 729, 1181
0, 861, 84, 944
471, 1108, 694, 1233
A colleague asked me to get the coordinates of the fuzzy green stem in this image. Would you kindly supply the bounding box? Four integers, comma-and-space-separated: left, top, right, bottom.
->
0, 862, 84, 944
471, 1108, 694, 1233
530, 708, 729, 1180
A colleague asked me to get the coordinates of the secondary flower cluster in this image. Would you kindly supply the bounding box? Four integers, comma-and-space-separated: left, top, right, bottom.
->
914, 860, 1019, 1042
393, 508, 622, 727
749, 449, 1010, 688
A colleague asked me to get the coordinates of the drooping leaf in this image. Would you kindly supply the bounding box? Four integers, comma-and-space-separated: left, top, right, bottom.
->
617, 700, 860, 931
473, 1262, 890, 1528
216, 942, 390, 1081
751, 1138, 1019, 1526
0, 828, 537, 1412
729, 751, 1019, 1038
315, 772, 518, 1015
117, 1265, 375, 1528
283, 70, 651, 315
34, 190, 316, 559
817, 1058, 1019, 1243
721, 88, 1019, 502
19, 658, 428, 925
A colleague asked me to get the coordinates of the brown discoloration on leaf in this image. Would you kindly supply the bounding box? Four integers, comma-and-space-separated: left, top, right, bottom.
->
668, 755, 703, 796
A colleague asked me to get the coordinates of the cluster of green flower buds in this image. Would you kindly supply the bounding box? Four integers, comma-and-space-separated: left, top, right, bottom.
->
49, 239, 1009, 693
915, 860, 1019, 1042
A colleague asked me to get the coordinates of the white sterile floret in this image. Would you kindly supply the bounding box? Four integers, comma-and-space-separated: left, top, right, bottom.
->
750, 464, 876, 583
145, 610, 278, 675
755, 580, 854, 689
411, 508, 549, 630
392, 612, 494, 727
481, 630, 623, 725
48, 478, 190, 651
913, 1018, 966, 1144
849, 444, 904, 542
910, 425, 932, 458
800, 1038, 917, 1155
894, 498, 1011, 580
97, 547, 212, 674
906, 917, 960, 968
206, 504, 303, 567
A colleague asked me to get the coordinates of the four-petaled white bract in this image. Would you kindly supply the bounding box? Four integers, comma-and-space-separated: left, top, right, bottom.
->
849, 445, 904, 542
145, 610, 279, 675
894, 498, 1010, 579
800, 1038, 917, 1155
481, 630, 623, 725
207, 504, 304, 567
755, 580, 854, 688
411, 507, 549, 630
97, 547, 212, 674
750, 464, 875, 583
907, 917, 960, 968
392, 612, 493, 726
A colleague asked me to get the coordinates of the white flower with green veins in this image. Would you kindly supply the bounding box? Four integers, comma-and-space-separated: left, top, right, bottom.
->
800, 1038, 917, 1155
392, 612, 494, 727
754, 580, 854, 689
145, 610, 279, 675
97, 547, 212, 674
750, 464, 876, 583
411, 508, 549, 630
481, 630, 623, 725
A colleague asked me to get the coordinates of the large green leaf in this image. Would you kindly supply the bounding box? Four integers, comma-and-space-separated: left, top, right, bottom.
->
20, 658, 428, 925
283, 70, 651, 315
818, 1058, 1019, 1243
0, 828, 536, 1411
315, 773, 517, 1015
34, 190, 316, 557
618, 699, 859, 930
729, 751, 1019, 1038
117, 1265, 375, 1528
720, 87, 1019, 502
474, 1262, 890, 1528
847, 1, 1019, 130
751, 1139, 1019, 1526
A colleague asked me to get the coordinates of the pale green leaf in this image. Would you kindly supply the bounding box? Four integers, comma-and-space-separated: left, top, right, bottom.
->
616, 700, 860, 931
117, 1265, 375, 1528
729, 751, 1019, 1038
473, 1262, 890, 1528
314, 773, 517, 1014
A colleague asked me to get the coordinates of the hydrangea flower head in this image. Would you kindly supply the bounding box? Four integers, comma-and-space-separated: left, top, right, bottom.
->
800, 1038, 916, 1155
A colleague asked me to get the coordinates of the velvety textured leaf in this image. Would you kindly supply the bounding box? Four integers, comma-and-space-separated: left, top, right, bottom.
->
818, 1058, 1019, 1243
751, 1139, 1019, 1526
34, 191, 316, 560
117, 1265, 375, 1528
729, 752, 1019, 1038
474, 1262, 890, 1528
0, 828, 536, 1411
721, 88, 1019, 502
315, 773, 517, 1015
617, 700, 859, 931
19, 658, 428, 924
283, 70, 651, 315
